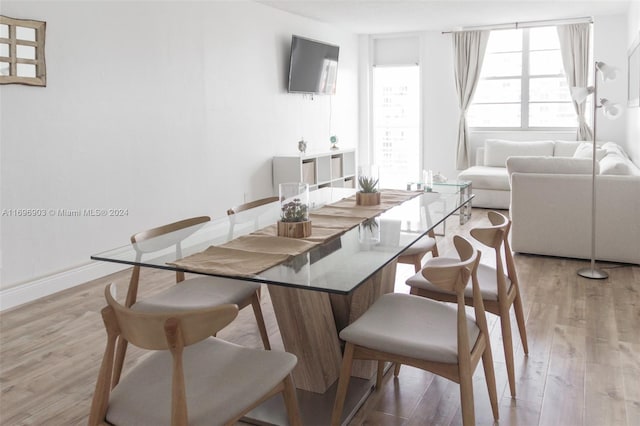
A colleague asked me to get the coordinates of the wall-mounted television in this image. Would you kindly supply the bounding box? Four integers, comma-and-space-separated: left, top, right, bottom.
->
288, 35, 339, 95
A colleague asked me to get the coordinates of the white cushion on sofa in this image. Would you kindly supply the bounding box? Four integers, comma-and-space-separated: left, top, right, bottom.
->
599, 153, 640, 176
601, 141, 630, 159
553, 140, 582, 157
484, 139, 555, 167
573, 142, 607, 161
458, 166, 510, 191
506, 156, 596, 176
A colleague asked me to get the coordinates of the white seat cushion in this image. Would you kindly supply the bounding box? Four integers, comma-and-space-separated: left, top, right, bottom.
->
406, 257, 509, 301
400, 235, 436, 256
132, 276, 261, 312
457, 166, 510, 191
339, 293, 479, 364
106, 338, 297, 426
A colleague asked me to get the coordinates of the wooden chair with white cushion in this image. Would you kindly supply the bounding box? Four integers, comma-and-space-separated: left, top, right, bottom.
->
397, 229, 439, 272
227, 196, 279, 239
111, 216, 271, 388
331, 235, 499, 426
89, 284, 301, 426
406, 210, 528, 398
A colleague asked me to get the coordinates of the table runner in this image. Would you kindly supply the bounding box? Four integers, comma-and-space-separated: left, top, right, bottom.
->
170, 189, 423, 276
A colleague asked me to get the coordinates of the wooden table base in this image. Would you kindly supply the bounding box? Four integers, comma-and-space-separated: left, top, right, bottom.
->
267, 259, 398, 394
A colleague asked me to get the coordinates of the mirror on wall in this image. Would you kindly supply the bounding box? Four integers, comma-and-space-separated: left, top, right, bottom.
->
0, 15, 46, 86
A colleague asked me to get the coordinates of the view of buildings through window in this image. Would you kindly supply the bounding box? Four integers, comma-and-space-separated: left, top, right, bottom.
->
468, 26, 576, 129
372, 65, 420, 188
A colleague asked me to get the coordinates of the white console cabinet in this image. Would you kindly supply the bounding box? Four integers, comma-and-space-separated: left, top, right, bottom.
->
273, 149, 356, 193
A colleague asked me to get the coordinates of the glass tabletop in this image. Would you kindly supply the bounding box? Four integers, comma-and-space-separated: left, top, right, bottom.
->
91, 188, 473, 295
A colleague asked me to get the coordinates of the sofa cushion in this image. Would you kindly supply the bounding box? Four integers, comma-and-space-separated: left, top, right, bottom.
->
553, 140, 582, 157
506, 156, 596, 176
484, 139, 555, 167
601, 141, 630, 159
599, 153, 640, 176
458, 166, 510, 191
573, 142, 607, 161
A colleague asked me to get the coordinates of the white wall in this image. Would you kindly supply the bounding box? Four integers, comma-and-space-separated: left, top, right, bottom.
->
0, 1, 359, 305
593, 14, 628, 145
360, 14, 630, 180
628, 1, 640, 165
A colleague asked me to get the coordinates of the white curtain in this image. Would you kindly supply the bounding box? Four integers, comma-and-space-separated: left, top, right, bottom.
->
557, 23, 593, 141
453, 30, 489, 170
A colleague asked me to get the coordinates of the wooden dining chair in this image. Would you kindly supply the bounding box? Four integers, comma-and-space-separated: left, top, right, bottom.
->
397, 229, 439, 272
331, 236, 499, 426
406, 210, 529, 398
89, 284, 301, 426
111, 216, 271, 389
227, 196, 280, 239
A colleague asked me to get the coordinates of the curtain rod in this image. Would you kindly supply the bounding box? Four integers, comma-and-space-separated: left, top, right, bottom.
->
441, 16, 593, 34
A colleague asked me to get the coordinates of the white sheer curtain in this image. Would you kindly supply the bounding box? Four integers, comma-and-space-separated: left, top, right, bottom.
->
557, 23, 593, 141
453, 30, 489, 170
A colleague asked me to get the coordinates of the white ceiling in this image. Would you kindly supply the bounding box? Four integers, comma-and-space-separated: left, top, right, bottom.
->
258, 0, 630, 34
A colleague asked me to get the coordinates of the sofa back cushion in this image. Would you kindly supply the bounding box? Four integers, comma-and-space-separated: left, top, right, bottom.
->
484, 139, 555, 167
598, 142, 640, 176
553, 140, 582, 157
573, 142, 607, 161
506, 156, 596, 176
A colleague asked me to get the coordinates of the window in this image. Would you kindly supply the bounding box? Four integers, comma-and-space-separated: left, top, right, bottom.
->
372, 65, 420, 188
0, 15, 46, 86
468, 27, 575, 129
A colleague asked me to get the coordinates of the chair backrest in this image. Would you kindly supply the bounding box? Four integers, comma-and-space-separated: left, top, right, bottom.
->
227, 196, 280, 239
104, 283, 238, 350
90, 284, 239, 426
227, 196, 279, 216
470, 210, 518, 288
131, 216, 210, 254
421, 235, 477, 295
421, 235, 487, 366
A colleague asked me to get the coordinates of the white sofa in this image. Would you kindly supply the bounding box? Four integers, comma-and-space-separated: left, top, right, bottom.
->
458, 139, 580, 209
507, 142, 640, 265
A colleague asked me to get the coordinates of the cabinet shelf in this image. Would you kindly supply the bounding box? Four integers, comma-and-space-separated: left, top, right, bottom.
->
273, 149, 356, 193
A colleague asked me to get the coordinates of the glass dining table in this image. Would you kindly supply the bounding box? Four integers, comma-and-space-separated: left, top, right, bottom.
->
91, 187, 473, 425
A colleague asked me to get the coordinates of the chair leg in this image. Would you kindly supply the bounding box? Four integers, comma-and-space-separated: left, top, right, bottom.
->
513, 290, 529, 355
331, 342, 355, 426
376, 361, 385, 389
413, 256, 422, 273
282, 375, 302, 426
250, 292, 271, 350
459, 366, 476, 426
499, 307, 517, 398
481, 344, 500, 421
111, 337, 128, 388
394, 362, 401, 377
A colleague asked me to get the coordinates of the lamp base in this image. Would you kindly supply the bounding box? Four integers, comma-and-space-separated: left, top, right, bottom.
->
577, 267, 609, 280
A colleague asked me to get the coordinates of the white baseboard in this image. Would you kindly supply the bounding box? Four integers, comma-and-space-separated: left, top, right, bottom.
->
0, 261, 130, 312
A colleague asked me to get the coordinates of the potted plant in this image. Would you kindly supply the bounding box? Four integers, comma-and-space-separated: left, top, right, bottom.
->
356, 175, 381, 206
277, 183, 312, 238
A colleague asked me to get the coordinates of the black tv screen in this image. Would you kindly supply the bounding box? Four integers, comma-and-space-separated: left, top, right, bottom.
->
288, 35, 339, 95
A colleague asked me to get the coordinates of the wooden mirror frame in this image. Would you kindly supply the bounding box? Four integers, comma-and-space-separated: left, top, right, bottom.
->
0, 15, 46, 87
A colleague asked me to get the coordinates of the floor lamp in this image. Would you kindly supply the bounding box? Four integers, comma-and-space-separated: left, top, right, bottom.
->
571, 61, 622, 280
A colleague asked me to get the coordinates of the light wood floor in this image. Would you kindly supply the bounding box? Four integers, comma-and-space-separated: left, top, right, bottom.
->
1, 208, 638, 425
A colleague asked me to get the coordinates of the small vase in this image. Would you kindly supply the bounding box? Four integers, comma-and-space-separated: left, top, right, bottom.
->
277, 220, 312, 238
356, 192, 381, 206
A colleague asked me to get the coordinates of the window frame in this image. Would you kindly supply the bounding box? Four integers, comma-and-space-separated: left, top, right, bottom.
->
469, 27, 576, 131
0, 15, 47, 87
